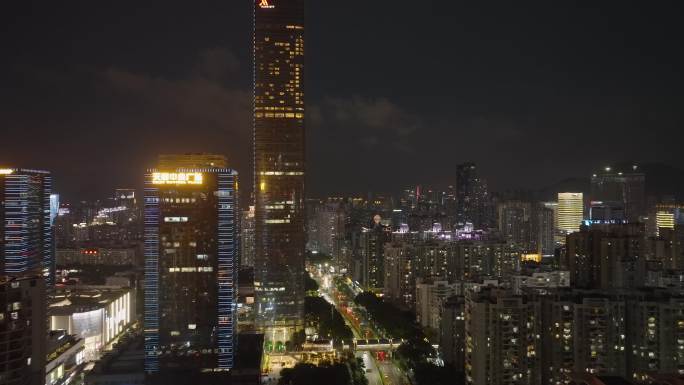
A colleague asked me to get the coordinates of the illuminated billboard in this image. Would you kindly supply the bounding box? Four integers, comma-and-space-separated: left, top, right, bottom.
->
151, 172, 203, 185
259, 0, 274, 9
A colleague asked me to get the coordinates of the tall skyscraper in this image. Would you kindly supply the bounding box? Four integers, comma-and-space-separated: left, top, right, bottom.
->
253, 0, 306, 343
590, 165, 646, 223
143, 162, 239, 373
456, 163, 493, 230
0, 168, 54, 289
532, 202, 556, 257
557, 192, 584, 237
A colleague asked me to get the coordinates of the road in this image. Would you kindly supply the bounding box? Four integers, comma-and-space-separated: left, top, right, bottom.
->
377, 358, 408, 385
359, 351, 383, 385
313, 267, 410, 385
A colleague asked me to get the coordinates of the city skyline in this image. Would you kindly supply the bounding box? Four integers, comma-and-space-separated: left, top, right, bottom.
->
2, 1, 683, 201
2, 2, 684, 385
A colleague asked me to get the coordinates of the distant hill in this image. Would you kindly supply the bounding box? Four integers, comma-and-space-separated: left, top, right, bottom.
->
537, 163, 684, 202
639, 162, 684, 201
537, 177, 591, 202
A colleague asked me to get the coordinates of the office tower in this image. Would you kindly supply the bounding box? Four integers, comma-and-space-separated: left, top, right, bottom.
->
0, 168, 54, 289
465, 287, 541, 385
240, 206, 256, 267
591, 165, 646, 223
557, 192, 584, 237
144, 165, 239, 372
655, 210, 676, 235
589, 200, 626, 225
648, 203, 684, 237
401, 187, 418, 210
565, 223, 646, 290
456, 163, 477, 225
456, 163, 493, 229
444, 185, 458, 221
253, 0, 306, 343
0, 276, 46, 385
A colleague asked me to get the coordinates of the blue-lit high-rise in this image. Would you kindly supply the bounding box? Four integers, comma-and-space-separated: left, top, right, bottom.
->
0, 168, 54, 288
143, 162, 238, 373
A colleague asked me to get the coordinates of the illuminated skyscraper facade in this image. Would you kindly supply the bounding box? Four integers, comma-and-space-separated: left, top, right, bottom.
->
144, 166, 238, 373
253, 0, 306, 342
456, 163, 493, 229
0, 168, 54, 289
557, 192, 584, 236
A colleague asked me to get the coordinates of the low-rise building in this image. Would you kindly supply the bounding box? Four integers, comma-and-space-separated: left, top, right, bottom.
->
415, 279, 460, 332
50, 287, 136, 361
510, 271, 570, 294
45, 330, 85, 385
84, 331, 144, 385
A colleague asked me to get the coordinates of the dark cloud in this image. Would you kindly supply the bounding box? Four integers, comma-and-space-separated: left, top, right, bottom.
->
311, 96, 422, 154
1, 0, 683, 200
104, 62, 251, 139
193, 48, 242, 82
1, 49, 251, 200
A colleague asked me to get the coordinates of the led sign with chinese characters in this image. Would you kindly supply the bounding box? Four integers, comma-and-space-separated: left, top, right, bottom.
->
152, 172, 203, 185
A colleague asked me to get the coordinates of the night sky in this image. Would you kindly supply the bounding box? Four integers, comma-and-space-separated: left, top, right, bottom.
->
2, 1, 682, 201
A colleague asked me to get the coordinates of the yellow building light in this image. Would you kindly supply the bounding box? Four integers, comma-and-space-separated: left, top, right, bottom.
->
656, 211, 675, 236
259, 0, 274, 9
557, 192, 583, 234
152, 172, 203, 185
0, 169, 14, 175
521, 253, 542, 263
260, 181, 266, 191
